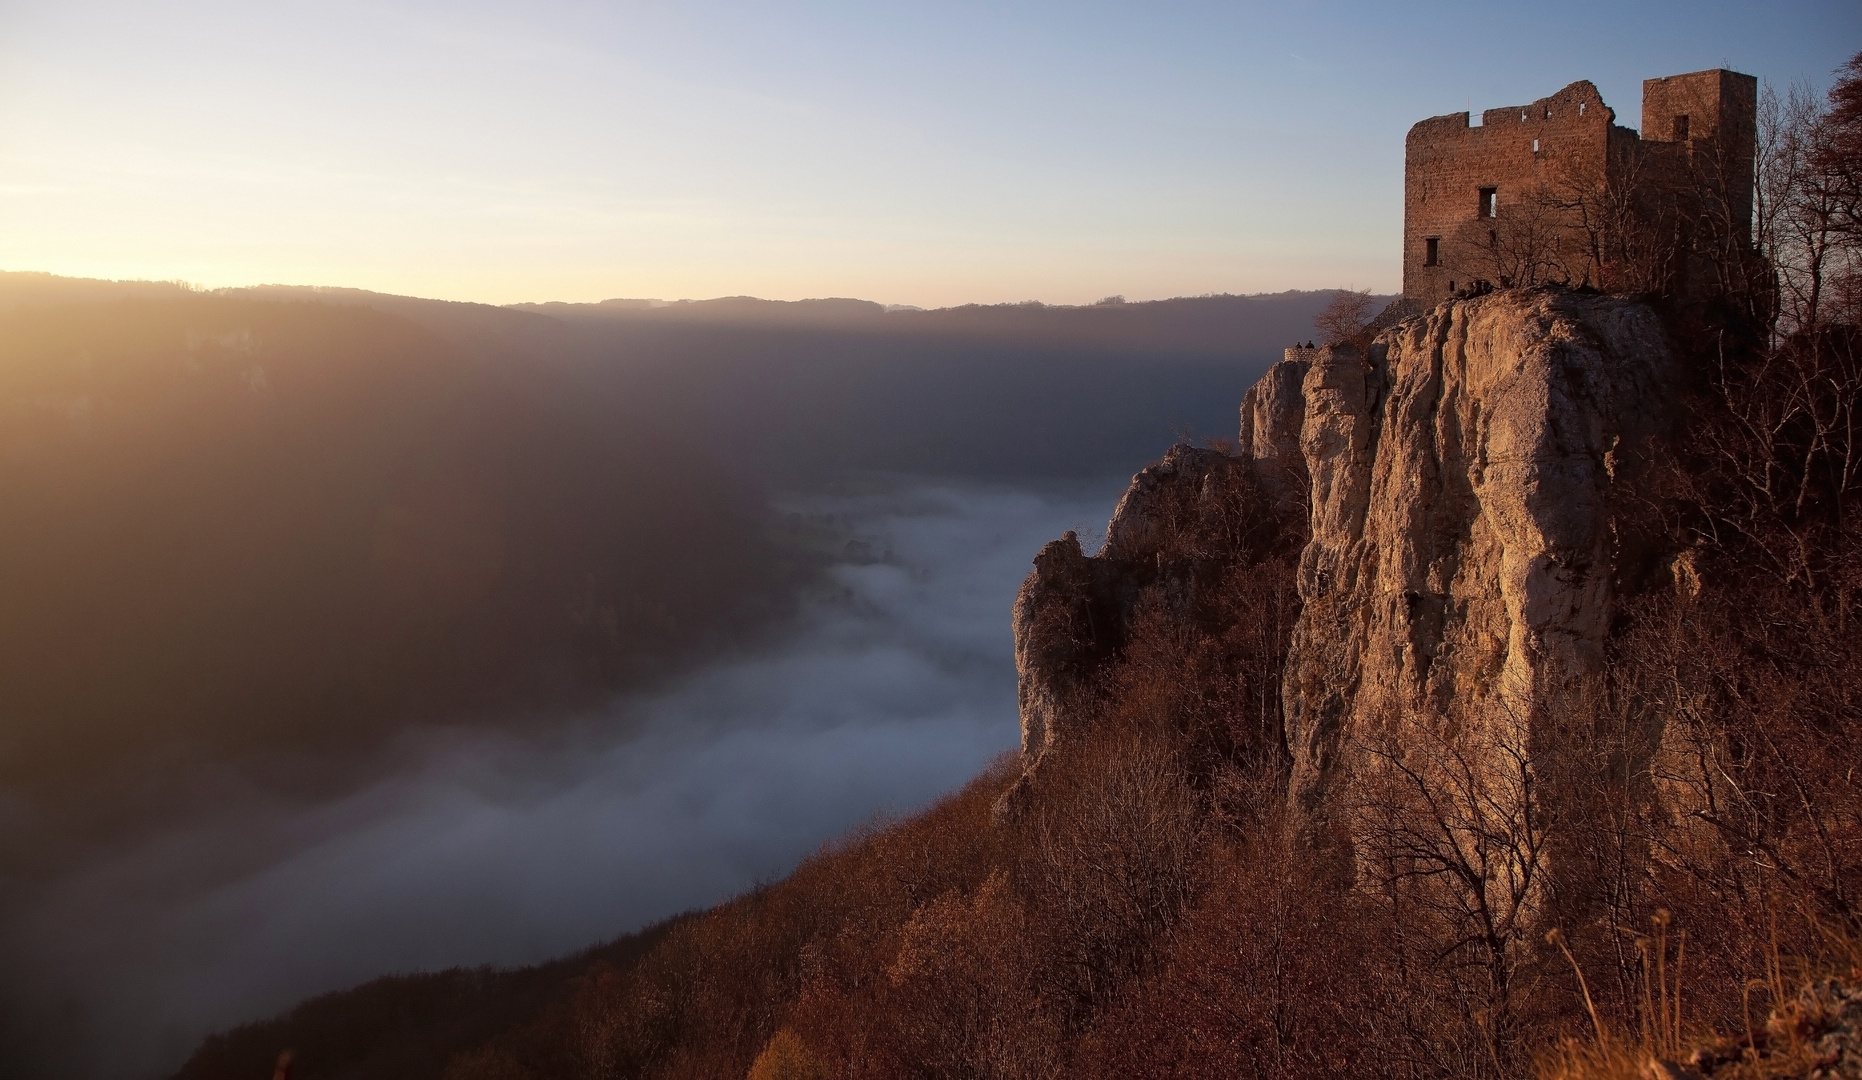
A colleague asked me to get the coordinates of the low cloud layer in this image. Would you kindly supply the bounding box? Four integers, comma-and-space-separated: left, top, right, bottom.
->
1, 478, 1124, 1080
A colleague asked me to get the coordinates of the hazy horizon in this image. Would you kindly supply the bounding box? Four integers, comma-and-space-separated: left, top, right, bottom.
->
2, 1, 1854, 307
0, 267, 1370, 313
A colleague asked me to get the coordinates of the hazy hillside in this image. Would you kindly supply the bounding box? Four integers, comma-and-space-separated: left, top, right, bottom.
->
504, 292, 1354, 483
0, 273, 1364, 1080
0, 291, 794, 872
50, 277, 1367, 484
279, 284, 1363, 484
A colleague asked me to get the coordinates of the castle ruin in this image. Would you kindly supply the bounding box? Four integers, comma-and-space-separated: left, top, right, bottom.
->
1403, 69, 1757, 307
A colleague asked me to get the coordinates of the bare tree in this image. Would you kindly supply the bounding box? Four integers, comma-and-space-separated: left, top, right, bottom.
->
1316, 289, 1423, 356
1461, 181, 1577, 290
1537, 143, 1693, 298
1351, 706, 1557, 1076
1758, 58, 1862, 337
1031, 733, 1208, 1015
1314, 289, 1379, 349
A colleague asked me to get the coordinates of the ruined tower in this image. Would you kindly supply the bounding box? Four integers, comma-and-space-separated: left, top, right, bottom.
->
1402, 69, 1757, 308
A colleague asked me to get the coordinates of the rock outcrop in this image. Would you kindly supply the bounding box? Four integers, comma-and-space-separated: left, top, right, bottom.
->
1013, 287, 1680, 864
1012, 530, 1117, 762
1011, 445, 1278, 766
1283, 288, 1676, 846
1237, 345, 1312, 500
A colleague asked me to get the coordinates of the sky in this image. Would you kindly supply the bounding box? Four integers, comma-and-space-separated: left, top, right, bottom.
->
0, 1, 1856, 308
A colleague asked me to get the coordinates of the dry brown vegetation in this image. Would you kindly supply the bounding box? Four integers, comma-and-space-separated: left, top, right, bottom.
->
1314, 287, 1421, 353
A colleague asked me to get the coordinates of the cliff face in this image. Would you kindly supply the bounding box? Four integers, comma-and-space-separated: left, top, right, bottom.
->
1014, 288, 1678, 855
1284, 290, 1676, 843
1011, 445, 1290, 766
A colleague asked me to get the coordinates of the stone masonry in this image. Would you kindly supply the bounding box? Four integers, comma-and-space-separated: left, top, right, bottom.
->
1403, 69, 1756, 307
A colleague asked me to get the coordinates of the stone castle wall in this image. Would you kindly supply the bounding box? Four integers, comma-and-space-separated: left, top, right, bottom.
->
1402, 69, 1756, 308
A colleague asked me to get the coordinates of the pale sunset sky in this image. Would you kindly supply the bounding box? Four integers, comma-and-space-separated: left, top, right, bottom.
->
1, 0, 1855, 307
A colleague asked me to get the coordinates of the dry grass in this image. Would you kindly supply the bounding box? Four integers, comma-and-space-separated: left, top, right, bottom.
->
1539, 915, 1862, 1080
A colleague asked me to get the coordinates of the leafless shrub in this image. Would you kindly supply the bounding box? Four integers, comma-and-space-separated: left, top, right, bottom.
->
1349, 704, 1559, 1077
1315, 289, 1380, 349
1762, 74, 1862, 335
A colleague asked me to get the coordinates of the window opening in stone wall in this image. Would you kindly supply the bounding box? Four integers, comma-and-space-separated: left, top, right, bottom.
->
1673, 114, 1689, 140
1532, 138, 1540, 153
1448, 280, 1456, 293
1521, 110, 1528, 122
1425, 237, 1439, 266
1579, 102, 1586, 115
1480, 187, 1498, 218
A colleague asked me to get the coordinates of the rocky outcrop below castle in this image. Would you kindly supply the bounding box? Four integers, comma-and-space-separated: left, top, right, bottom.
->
1012, 446, 1270, 765
1013, 288, 1679, 856
1284, 289, 1677, 848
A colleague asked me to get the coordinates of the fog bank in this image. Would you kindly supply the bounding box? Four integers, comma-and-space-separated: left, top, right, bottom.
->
0, 478, 1124, 1080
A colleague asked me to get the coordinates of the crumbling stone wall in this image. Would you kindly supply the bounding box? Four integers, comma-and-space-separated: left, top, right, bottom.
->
1402, 69, 1756, 307
1643, 69, 1759, 226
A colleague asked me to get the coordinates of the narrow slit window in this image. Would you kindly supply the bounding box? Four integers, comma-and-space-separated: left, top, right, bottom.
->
1479, 187, 1498, 218
1532, 138, 1540, 153
1673, 114, 1690, 141
1425, 237, 1440, 266
1521, 110, 1528, 122
1579, 102, 1587, 115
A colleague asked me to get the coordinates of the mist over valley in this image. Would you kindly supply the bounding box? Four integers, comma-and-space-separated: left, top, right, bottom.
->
0, 273, 1348, 1078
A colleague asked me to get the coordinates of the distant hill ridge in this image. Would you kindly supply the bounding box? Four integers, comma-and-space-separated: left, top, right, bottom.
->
503, 289, 1368, 350
0, 272, 1378, 355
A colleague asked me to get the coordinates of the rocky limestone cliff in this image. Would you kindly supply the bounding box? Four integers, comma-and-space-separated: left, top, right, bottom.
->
1013, 288, 1679, 863
1237, 344, 1311, 500
1284, 289, 1676, 848
1012, 445, 1283, 766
